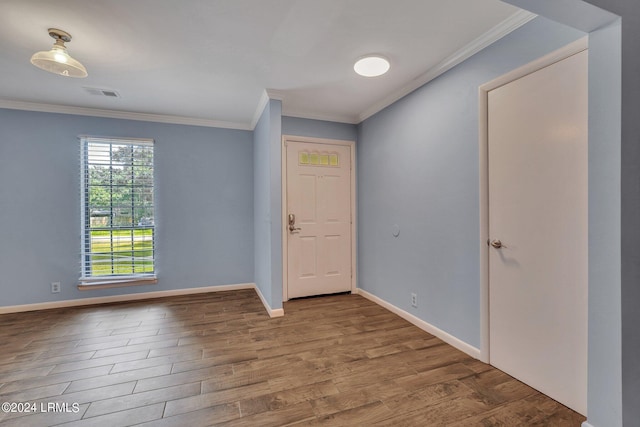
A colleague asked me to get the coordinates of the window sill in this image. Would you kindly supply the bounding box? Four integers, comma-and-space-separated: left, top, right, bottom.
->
78, 277, 158, 291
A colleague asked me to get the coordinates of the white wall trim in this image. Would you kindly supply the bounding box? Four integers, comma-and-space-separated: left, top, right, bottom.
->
581, 422, 595, 427
357, 9, 537, 123
281, 135, 357, 301
0, 99, 251, 130
254, 284, 285, 318
250, 89, 287, 130
354, 288, 481, 360
280, 108, 359, 125
479, 36, 588, 93
478, 36, 589, 363
265, 89, 285, 101
250, 90, 271, 130
282, 136, 288, 301
0, 283, 284, 318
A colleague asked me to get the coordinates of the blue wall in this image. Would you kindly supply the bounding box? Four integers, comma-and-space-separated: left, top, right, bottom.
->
269, 101, 283, 309
568, 0, 640, 425
0, 109, 254, 306
253, 99, 283, 310
254, 103, 273, 307
580, 1, 640, 425
282, 116, 357, 142
357, 16, 585, 348
585, 20, 622, 427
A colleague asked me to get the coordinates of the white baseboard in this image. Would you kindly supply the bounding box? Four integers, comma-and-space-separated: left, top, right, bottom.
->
0, 283, 282, 318
253, 285, 285, 318
581, 422, 594, 427
354, 288, 481, 359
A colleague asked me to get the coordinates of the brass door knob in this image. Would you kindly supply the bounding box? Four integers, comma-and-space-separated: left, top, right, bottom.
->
489, 239, 504, 249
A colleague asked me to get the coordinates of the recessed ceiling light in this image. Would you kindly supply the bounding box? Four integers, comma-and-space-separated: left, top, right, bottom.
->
354, 55, 390, 77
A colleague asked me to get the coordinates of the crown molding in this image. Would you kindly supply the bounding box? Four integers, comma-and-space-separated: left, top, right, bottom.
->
265, 89, 285, 101
281, 108, 359, 125
357, 9, 537, 123
1, 11, 537, 131
250, 89, 288, 129
250, 90, 271, 129
0, 99, 252, 130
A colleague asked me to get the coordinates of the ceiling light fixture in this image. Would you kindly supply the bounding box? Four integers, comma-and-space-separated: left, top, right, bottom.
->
30, 28, 88, 78
354, 55, 390, 77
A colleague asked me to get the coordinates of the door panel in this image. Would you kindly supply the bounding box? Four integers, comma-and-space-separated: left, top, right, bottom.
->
324, 235, 341, 275
298, 175, 317, 222
323, 175, 342, 222
488, 50, 588, 415
287, 141, 351, 298
298, 237, 317, 278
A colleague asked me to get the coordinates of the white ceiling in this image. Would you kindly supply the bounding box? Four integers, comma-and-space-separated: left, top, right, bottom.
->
0, 0, 529, 129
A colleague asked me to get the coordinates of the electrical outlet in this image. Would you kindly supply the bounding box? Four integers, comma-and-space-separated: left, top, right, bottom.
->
411, 293, 417, 307
51, 282, 61, 293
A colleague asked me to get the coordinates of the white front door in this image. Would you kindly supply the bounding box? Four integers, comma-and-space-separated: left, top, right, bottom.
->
487, 50, 588, 414
286, 140, 352, 299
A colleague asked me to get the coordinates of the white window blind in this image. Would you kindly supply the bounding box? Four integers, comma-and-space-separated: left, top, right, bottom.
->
80, 137, 155, 285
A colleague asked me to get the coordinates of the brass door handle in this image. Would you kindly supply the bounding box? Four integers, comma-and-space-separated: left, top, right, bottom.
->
288, 213, 301, 232
289, 224, 301, 232
489, 239, 505, 249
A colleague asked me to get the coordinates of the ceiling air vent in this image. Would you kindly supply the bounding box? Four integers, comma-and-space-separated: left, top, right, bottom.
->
83, 87, 120, 98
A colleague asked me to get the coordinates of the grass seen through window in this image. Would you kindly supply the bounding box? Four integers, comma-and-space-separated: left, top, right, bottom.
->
89, 228, 154, 275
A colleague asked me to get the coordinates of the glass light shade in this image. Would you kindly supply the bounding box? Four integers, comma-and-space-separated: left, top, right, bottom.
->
354, 56, 390, 77
30, 46, 87, 78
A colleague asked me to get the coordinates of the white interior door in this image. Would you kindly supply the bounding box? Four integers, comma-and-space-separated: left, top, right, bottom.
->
487, 50, 588, 414
286, 141, 352, 299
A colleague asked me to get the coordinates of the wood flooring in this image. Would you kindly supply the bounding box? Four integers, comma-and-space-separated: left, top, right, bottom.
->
0, 290, 586, 426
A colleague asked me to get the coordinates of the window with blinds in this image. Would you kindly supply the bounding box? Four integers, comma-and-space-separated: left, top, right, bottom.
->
80, 137, 156, 286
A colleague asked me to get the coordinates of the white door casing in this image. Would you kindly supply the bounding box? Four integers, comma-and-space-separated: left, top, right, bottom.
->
282, 137, 355, 300
480, 39, 588, 415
